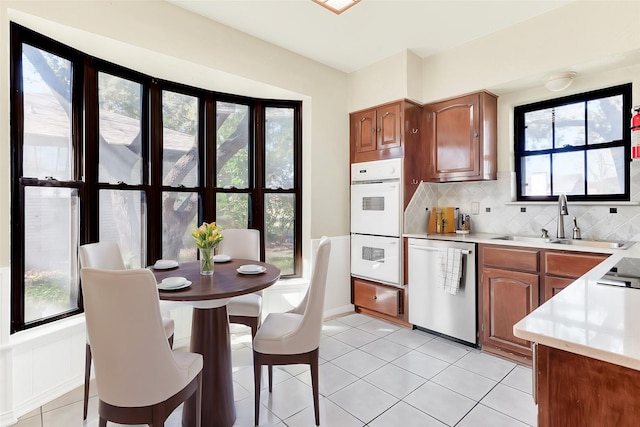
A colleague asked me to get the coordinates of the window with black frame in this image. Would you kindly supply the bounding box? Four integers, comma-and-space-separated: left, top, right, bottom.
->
9, 23, 302, 333
514, 83, 631, 202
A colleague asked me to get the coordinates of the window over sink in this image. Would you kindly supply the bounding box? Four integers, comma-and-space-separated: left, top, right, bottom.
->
514, 83, 631, 202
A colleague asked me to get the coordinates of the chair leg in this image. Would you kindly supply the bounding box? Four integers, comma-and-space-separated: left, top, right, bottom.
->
250, 319, 258, 339
253, 351, 262, 426
83, 343, 92, 420
268, 365, 273, 392
195, 373, 202, 427
98, 417, 107, 427
310, 349, 320, 426
168, 333, 174, 349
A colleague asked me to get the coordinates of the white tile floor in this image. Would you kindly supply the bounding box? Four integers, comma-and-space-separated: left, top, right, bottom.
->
13, 313, 537, 427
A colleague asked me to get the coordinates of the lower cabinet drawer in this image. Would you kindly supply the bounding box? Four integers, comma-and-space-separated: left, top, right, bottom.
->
353, 279, 401, 317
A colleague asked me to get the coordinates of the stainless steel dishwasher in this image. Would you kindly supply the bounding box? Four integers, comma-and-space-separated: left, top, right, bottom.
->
407, 238, 477, 346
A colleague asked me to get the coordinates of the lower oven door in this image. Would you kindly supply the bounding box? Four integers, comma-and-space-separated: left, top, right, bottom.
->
351, 234, 401, 286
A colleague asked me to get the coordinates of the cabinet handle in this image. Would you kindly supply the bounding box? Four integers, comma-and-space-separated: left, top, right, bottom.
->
411, 128, 418, 134
474, 130, 479, 138
377, 128, 381, 132
372, 295, 377, 300
532, 342, 538, 404
411, 179, 419, 185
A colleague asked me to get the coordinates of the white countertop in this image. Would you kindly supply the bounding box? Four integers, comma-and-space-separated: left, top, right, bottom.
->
513, 246, 640, 371
405, 231, 640, 370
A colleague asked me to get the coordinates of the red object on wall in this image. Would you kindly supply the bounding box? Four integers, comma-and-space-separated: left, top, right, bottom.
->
632, 107, 640, 159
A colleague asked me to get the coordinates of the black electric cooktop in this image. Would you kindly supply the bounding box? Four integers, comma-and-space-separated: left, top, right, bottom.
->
597, 257, 640, 289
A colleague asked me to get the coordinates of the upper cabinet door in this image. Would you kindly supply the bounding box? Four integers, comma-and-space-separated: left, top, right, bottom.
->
351, 109, 377, 154
377, 103, 402, 151
432, 95, 478, 176
425, 91, 497, 182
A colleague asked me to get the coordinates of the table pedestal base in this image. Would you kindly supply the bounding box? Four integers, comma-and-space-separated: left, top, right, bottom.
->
183, 306, 235, 427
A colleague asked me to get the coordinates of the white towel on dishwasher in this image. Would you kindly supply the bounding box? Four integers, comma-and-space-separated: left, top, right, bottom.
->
437, 248, 463, 295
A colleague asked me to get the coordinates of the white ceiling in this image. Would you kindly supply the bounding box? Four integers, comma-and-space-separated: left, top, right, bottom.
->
166, 0, 574, 73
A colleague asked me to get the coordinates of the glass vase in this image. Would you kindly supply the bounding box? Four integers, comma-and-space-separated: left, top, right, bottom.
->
199, 248, 214, 275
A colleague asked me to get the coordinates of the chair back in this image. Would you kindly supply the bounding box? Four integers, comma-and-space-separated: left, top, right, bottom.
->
290, 236, 331, 349
79, 241, 126, 270
81, 268, 194, 407
217, 228, 260, 261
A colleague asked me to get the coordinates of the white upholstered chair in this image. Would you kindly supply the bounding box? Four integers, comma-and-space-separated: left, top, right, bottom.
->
79, 241, 175, 419
80, 268, 202, 427
252, 236, 331, 426
218, 229, 262, 337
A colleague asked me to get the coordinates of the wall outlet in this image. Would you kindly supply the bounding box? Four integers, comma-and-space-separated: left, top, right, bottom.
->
472, 202, 479, 215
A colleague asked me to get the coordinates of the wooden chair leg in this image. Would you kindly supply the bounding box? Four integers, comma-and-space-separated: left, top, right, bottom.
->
310, 349, 320, 426
98, 417, 107, 427
253, 351, 262, 426
268, 365, 273, 392
195, 373, 202, 427
83, 343, 92, 420
168, 333, 174, 349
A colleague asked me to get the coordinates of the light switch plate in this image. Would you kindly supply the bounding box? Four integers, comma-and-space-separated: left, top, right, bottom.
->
472, 202, 479, 215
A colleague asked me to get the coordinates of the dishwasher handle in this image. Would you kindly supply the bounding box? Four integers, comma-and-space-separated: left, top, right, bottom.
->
407, 244, 472, 255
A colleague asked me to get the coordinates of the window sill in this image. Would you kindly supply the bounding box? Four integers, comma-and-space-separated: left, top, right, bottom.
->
505, 201, 640, 206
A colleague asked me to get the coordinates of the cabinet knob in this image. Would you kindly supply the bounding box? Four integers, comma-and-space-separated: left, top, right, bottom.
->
377, 128, 381, 132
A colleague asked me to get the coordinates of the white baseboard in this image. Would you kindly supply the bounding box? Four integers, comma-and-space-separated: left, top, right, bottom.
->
324, 304, 354, 320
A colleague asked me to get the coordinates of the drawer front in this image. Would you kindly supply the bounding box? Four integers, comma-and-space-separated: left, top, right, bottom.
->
482, 246, 539, 273
353, 279, 401, 317
545, 251, 608, 278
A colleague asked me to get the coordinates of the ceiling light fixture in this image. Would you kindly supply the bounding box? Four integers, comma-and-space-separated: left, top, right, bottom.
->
312, 0, 361, 15
544, 71, 577, 92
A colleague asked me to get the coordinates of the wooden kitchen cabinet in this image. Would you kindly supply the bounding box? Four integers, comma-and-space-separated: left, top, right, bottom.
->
535, 344, 640, 426
424, 91, 497, 182
352, 278, 409, 325
479, 244, 610, 364
542, 251, 608, 302
479, 245, 540, 362
350, 99, 423, 207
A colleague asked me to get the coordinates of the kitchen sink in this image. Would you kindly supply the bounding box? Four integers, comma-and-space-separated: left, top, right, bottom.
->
491, 235, 556, 244
552, 239, 633, 250
492, 235, 634, 250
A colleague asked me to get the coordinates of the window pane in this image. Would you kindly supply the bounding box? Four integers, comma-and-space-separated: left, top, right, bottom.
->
162, 192, 198, 262
521, 155, 550, 197
552, 152, 585, 195
524, 108, 552, 151
162, 91, 199, 187
588, 95, 623, 144
265, 107, 294, 189
99, 190, 146, 268
22, 44, 73, 181
24, 187, 79, 323
265, 193, 294, 275
587, 147, 625, 195
555, 103, 585, 148
216, 193, 249, 230
216, 102, 249, 188
98, 72, 142, 184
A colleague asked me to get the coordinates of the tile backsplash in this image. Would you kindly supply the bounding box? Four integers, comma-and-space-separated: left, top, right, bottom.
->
404, 162, 640, 242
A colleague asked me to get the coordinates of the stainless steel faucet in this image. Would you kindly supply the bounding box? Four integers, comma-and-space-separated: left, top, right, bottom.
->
557, 194, 569, 238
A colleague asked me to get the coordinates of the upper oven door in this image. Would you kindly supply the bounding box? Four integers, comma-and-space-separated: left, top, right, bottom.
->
350, 180, 401, 237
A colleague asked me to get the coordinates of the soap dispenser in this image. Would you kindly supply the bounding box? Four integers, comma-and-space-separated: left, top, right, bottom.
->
572, 217, 581, 240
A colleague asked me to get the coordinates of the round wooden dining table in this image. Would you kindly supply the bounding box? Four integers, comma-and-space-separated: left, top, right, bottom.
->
152, 259, 280, 427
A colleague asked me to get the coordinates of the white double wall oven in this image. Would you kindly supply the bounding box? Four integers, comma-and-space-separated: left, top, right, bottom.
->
350, 158, 403, 287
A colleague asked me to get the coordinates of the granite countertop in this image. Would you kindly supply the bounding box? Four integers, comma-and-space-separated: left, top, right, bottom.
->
405, 231, 640, 370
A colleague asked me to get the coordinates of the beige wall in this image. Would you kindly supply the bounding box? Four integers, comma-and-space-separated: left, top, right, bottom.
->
0, 0, 351, 269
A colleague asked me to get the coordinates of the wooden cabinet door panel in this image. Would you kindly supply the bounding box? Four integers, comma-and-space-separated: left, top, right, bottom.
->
378, 103, 402, 150
352, 109, 377, 154
353, 280, 401, 317
433, 100, 477, 173
482, 267, 539, 356
545, 251, 608, 277
482, 246, 539, 272
544, 276, 573, 302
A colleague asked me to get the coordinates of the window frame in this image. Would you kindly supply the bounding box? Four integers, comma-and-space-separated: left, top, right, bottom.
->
514, 83, 632, 202
9, 23, 302, 333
